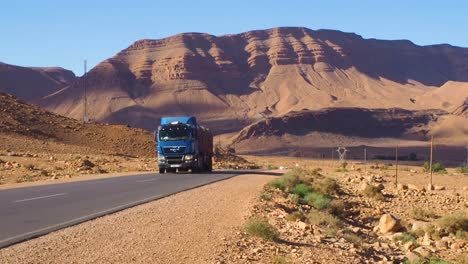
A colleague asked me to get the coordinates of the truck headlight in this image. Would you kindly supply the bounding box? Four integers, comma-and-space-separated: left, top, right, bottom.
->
184, 154, 193, 161
158, 155, 166, 161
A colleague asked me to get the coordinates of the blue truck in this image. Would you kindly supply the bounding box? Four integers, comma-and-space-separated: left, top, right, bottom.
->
156, 116, 213, 173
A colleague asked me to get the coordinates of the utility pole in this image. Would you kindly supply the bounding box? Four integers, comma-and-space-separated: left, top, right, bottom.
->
395, 144, 398, 187
429, 136, 434, 186
465, 145, 468, 167
364, 147, 367, 174
83, 60, 88, 123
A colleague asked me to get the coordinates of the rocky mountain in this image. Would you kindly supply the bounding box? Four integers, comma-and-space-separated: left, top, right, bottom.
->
0, 62, 75, 102
40, 27, 468, 133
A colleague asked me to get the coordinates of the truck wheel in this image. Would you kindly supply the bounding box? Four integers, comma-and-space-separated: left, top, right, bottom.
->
159, 168, 165, 174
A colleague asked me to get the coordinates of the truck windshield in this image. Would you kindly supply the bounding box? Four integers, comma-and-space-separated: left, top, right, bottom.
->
159, 124, 192, 141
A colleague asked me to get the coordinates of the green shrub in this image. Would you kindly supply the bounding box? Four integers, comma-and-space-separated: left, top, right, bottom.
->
328, 199, 346, 217
285, 211, 305, 222
311, 177, 339, 196
304, 192, 330, 209
245, 218, 279, 241
260, 193, 271, 201
269, 179, 286, 191
456, 166, 468, 173
423, 162, 447, 173
362, 184, 385, 201
272, 255, 288, 264
393, 232, 418, 245
307, 210, 342, 236
410, 208, 437, 221
293, 183, 310, 198
343, 232, 363, 248
436, 212, 468, 234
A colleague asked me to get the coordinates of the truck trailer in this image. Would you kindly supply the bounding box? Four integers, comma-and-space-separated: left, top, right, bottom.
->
156, 116, 213, 173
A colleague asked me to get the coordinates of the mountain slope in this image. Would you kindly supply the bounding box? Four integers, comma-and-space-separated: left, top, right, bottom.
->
0, 93, 154, 157
40, 27, 468, 132
0, 62, 75, 102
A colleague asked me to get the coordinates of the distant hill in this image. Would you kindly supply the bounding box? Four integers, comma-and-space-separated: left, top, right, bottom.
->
0, 62, 75, 102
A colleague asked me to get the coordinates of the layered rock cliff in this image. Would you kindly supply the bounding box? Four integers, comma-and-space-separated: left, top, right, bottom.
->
40, 27, 468, 131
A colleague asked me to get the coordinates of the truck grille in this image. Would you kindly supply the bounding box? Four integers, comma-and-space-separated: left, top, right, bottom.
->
166, 155, 183, 164
163, 146, 186, 154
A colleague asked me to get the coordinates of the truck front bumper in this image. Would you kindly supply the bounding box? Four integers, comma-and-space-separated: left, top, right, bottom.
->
158, 158, 195, 169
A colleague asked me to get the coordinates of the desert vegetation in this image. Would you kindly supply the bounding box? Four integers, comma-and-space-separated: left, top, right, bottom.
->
219, 163, 466, 263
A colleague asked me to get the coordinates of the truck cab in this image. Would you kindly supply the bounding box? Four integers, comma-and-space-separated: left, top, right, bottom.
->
156, 116, 213, 173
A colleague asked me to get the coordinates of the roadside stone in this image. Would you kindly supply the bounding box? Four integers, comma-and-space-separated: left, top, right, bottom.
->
405, 252, 421, 263
434, 186, 445, 191
451, 241, 465, 250
359, 182, 370, 191
408, 184, 423, 191
422, 233, 432, 246
404, 241, 416, 251
411, 221, 429, 232
296, 221, 307, 230
397, 183, 408, 191
377, 214, 401, 234
435, 240, 447, 249
413, 247, 430, 258
81, 159, 95, 168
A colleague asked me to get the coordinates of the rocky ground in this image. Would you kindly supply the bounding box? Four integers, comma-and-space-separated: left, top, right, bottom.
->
218, 163, 467, 263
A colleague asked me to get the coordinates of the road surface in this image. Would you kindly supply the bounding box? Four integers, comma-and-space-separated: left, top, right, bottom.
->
0, 171, 248, 248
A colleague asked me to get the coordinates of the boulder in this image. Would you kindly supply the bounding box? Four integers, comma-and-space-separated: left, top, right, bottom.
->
377, 214, 401, 234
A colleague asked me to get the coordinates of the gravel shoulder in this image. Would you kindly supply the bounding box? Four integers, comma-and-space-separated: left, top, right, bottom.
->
0, 174, 273, 263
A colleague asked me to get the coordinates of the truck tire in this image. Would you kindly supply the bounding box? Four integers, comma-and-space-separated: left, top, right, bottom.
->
159, 168, 165, 174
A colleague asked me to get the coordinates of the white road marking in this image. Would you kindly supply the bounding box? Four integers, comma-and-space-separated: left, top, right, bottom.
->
14, 193, 66, 203
135, 178, 157, 183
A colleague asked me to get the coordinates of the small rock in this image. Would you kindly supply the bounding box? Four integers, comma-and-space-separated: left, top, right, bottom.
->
426, 184, 434, 191
451, 241, 465, 250
411, 221, 429, 232
404, 241, 416, 251
405, 252, 421, 263
413, 247, 430, 258
422, 233, 432, 246
435, 240, 448, 249
397, 183, 408, 191
434, 185, 445, 191
296, 221, 307, 230
408, 184, 423, 191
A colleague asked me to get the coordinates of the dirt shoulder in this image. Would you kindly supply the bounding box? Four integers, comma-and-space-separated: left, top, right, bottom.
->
0, 174, 273, 264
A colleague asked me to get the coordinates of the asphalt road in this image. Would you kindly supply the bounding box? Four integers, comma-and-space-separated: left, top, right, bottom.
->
0, 171, 248, 248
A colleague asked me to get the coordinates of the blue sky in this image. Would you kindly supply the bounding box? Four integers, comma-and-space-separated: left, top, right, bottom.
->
1, 0, 467, 76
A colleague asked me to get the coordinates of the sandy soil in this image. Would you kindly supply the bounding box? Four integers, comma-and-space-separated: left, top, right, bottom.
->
0, 174, 273, 264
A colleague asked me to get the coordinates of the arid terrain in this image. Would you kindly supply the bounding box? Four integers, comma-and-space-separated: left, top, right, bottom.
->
218, 158, 467, 263
0, 26, 467, 264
